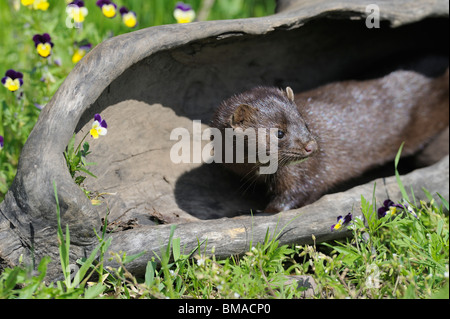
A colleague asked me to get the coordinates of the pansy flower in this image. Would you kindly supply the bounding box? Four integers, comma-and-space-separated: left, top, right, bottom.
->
96, 0, 117, 18
331, 213, 352, 231
90, 114, 107, 139
33, 0, 49, 10
21, 0, 49, 10
67, 1, 89, 24
403, 201, 418, 219
377, 199, 418, 219
2, 69, 24, 92
174, 2, 196, 24
21, 0, 34, 6
377, 199, 404, 218
72, 41, 92, 63
33, 33, 54, 58
119, 6, 138, 28
0, 135, 4, 151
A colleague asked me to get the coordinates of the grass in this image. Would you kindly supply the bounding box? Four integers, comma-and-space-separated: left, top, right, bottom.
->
0, 154, 448, 299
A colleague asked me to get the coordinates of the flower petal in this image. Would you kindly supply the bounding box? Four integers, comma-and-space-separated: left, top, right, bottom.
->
343, 213, 352, 224
3, 77, 21, 91
97, 127, 107, 136
5, 69, 23, 79
90, 128, 99, 139
37, 43, 52, 58
91, 120, 100, 130
102, 4, 117, 18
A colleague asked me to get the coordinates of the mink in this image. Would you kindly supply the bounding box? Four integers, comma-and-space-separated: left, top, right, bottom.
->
210, 69, 449, 212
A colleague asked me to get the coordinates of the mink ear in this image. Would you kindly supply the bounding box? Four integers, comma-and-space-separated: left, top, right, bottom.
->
230, 104, 256, 128
286, 87, 294, 102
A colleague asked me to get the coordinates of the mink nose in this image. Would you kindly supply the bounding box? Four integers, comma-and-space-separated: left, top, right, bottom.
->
304, 140, 317, 154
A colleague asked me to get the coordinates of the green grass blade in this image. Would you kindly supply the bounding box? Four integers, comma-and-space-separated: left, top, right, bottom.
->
122, 251, 145, 264
394, 142, 404, 168
4, 267, 20, 295
422, 187, 434, 202
77, 167, 97, 178
53, 181, 71, 287
145, 260, 156, 287
394, 142, 410, 201
83, 283, 106, 299
437, 192, 449, 211
71, 238, 108, 289
173, 237, 181, 262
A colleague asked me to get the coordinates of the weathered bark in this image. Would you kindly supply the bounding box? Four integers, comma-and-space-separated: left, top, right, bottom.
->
0, 0, 448, 280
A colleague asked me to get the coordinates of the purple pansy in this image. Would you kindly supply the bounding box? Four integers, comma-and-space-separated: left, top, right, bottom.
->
69, 0, 85, 6
175, 2, 192, 11
331, 213, 352, 231
119, 6, 130, 15
33, 33, 54, 58
174, 2, 195, 23
96, 0, 116, 7
32, 33, 53, 48
2, 69, 24, 92
96, 0, 117, 18
377, 199, 418, 219
377, 199, 404, 218
67, 1, 88, 24
119, 6, 138, 28
90, 114, 108, 139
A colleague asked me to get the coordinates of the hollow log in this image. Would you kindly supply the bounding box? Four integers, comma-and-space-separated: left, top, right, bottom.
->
0, 0, 448, 280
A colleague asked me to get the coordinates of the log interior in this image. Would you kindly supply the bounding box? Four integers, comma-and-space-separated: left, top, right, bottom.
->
75, 17, 449, 225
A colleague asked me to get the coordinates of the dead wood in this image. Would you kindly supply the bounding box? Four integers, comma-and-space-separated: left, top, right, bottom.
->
0, 0, 448, 279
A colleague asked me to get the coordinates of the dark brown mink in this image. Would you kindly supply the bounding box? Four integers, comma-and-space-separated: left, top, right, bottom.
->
210, 69, 449, 213
209, 86, 318, 181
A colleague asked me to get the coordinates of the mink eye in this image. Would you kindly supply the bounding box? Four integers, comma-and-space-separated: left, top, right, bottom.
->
277, 130, 285, 139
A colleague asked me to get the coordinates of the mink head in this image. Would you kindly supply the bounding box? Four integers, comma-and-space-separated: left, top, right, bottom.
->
213, 86, 318, 165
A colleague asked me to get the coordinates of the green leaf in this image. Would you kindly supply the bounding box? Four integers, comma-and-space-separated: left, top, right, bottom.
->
437, 192, 449, 211
431, 282, 449, 299
145, 260, 156, 287
173, 237, 181, 262
83, 142, 89, 151
75, 176, 86, 185
54, 182, 70, 283
77, 167, 97, 178
66, 134, 76, 157
4, 267, 20, 294
394, 142, 404, 168
65, 223, 71, 268
436, 219, 444, 237
122, 251, 146, 265
83, 283, 106, 299
36, 256, 51, 281
403, 283, 417, 299
422, 187, 434, 202
325, 243, 360, 266
82, 161, 97, 167
71, 238, 108, 289
18, 282, 40, 299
